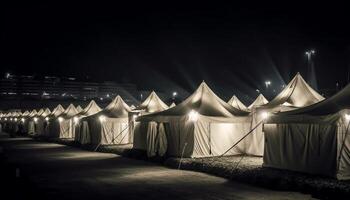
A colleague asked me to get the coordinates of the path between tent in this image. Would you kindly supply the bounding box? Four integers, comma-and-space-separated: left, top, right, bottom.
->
0, 134, 314, 200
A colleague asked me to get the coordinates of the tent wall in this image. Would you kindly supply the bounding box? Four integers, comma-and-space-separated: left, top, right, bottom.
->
59, 119, 75, 138
263, 123, 337, 177
141, 117, 250, 158
336, 120, 350, 180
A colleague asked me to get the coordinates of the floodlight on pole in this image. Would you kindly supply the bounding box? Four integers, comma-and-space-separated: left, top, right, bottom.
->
265, 81, 271, 88
172, 91, 177, 100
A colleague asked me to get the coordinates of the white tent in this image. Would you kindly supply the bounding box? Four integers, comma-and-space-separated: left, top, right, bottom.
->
44, 104, 65, 137
169, 102, 176, 108
228, 95, 248, 111
131, 91, 169, 156
31, 108, 51, 136
263, 84, 350, 179
138, 82, 251, 158
246, 73, 324, 156
248, 94, 268, 109
76, 105, 83, 113
74, 100, 102, 143
23, 109, 38, 134
79, 96, 131, 145
28, 108, 44, 135
46, 104, 78, 138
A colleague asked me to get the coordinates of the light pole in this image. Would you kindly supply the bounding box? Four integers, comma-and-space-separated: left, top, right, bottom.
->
265, 81, 271, 89
305, 49, 317, 89
172, 91, 177, 101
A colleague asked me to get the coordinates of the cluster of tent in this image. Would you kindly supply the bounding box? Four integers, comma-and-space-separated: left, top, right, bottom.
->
0, 73, 349, 180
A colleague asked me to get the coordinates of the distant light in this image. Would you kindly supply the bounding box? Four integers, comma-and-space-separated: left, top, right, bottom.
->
34, 117, 38, 123
73, 116, 79, 124
261, 111, 270, 119
100, 97, 104, 101
10, 118, 13, 121
106, 94, 110, 98
345, 114, 350, 121
99, 115, 106, 123
21, 118, 25, 122
45, 117, 49, 121
14, 118, 18, 122
256, 89, 260, 93
58, 117, 63, 123
188, 110, 199, 122
4, 118, 7, 121
5, 72, 11, 79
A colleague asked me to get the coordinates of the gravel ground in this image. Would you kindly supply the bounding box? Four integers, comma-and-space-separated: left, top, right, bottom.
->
164, 156, 350, 199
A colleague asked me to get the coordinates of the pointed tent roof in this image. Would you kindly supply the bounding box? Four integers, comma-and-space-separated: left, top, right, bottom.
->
248, 94, 269, 109
35, 109, 44, 117
169, 102, 176, 108
136, 91, 169, 113
279, 83, 350, 116
93, 95, 131, 118
130, 105, 136, 110
79, 100, 102, 116
21, 110, 30, 117
58, 104, 79, 119
76, 105, 83, 113
29, 109, 38, 117
49, 104, 65, 118
228, 95, 248, 111
40, 108, 51, 117
263, 73, 324, 109
141, 82, 249, 119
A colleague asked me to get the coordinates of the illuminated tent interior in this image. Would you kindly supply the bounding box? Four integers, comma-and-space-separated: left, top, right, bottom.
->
131, 91, 169, 156
228, 95, 248, 111
79, 95, 131, 145
245, 73, 325, 156
248, 94, 269, 109
47, 104, 78, 138
137, 82, 251, 158
74, 100, 102, 142
263, 83, 350, 180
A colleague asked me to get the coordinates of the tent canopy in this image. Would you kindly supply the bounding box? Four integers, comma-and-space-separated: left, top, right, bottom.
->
47, 104, 65, 118
139, 82, 249, 121
136, 91, 169, 113
275, 83, 350, 116
248, 94, 268, 109
262, 73, 324, 109
91, 95, 131, 118
76, 105, 83, 113
77, 100, 102, 117
58, 104, 79, 119
228, 95, 248, 111
169, 102, 176, 108
28, 109, 38, 117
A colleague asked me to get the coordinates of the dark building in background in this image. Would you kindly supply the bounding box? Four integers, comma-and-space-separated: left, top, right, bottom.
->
0, 73, 141, 110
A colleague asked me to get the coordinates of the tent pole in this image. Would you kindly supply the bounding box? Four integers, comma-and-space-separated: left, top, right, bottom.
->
337, 120, 350, 173
178, 142, 188, 170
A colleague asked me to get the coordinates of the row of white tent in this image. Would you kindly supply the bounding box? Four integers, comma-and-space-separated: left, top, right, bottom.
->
0, 73, 349, 180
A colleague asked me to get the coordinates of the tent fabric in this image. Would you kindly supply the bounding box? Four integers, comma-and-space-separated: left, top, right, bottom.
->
44, 104, 65, 136
132, 91, 169, 151
248, 94, 268, 109
228, 95, 248, 111
263, 123, 337, 177
74, 100, 102, 142
245, 73, 324, 156
76, 105, 83, 113
78, 96, 131, 145
137, 82, 251, 158
136, 91, 169, 113
47, 104, 78, 138
169, 102, 176, 108
261, 73, 324, 112
263, 84, 350, 179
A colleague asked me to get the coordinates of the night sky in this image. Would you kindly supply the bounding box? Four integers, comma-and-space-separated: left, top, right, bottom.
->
1, 2, 350, 103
